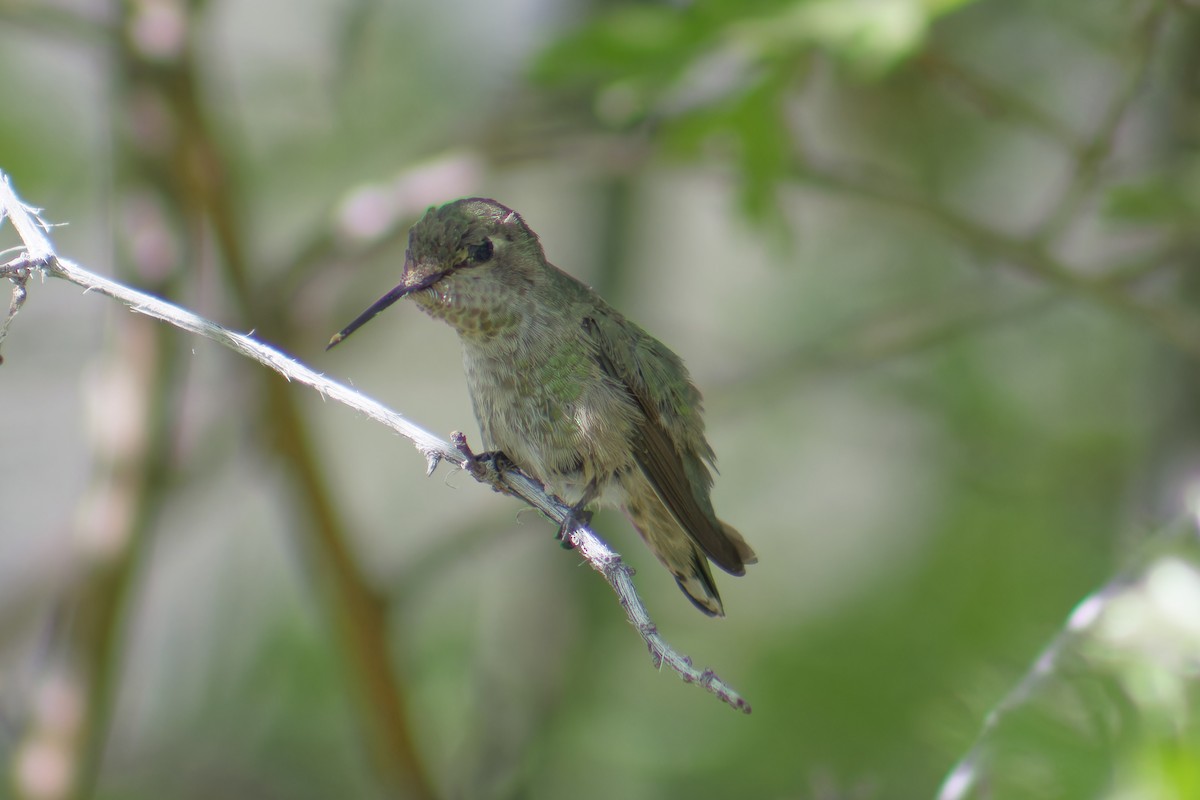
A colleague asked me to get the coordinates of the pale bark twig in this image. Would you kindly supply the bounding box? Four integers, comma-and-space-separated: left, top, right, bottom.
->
0, 171, 751, 714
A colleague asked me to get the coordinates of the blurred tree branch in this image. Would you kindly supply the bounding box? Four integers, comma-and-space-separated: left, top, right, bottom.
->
790, 158, 1200, 360
107, 11, 439, 795
800, 1, 1188, 359
523, 0, 1191, 370
1033, 0, 1167, 242
916, 51, 1084, 152
937, 517, 1200, 800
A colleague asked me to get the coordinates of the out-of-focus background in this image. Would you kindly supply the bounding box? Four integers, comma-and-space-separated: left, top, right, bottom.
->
3, 0, 1200, 798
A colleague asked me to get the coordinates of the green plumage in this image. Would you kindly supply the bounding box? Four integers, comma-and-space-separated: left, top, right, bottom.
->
347, 198, 755, 615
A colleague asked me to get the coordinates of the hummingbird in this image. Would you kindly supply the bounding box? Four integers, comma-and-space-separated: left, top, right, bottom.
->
327, 198, 756, 615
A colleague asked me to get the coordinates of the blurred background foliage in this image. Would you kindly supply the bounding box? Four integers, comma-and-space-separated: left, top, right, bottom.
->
2, 0, 1200, 798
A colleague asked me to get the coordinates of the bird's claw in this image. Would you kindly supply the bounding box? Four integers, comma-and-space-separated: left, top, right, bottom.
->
450, 432, 515, 493
557, 506, 593, 550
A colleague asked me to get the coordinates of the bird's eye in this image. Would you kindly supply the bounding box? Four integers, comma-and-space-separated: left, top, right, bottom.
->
466, 239, 493, 265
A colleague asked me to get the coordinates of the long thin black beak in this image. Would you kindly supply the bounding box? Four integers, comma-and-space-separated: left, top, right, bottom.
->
326, 269, 448, 350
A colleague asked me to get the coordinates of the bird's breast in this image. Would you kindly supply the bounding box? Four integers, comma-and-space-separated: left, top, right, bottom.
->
461, 335, 641, 505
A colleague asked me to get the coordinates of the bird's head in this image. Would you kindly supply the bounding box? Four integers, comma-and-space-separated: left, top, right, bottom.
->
327, 197, 546, 348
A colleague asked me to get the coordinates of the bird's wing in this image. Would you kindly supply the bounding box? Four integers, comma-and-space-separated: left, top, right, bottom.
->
582, 313, 746, 575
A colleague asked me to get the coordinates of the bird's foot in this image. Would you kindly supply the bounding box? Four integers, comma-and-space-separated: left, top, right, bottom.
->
557, 503, 593, 551
450, 432, 515, 495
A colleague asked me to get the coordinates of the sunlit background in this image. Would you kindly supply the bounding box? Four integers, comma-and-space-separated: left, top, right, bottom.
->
3, 0, 1200, 798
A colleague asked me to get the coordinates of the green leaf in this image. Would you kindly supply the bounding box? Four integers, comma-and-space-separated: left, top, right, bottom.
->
1105, 178, 1197, 224
532, 6, 699, 87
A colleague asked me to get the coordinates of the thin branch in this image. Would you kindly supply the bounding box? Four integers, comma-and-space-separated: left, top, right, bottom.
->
123, 20, 440, 794
937, 517, 1200, 800
790, 161, 1200, 361
1034, 0, 1168, 241
1098, 236, 1197, 286
0, 172, 751, 715
717, 283, 1059, 397
0, 264, 28, 361
937, 582, 1118, 800
0, 176, 54, 258
917, 52, 1084, 152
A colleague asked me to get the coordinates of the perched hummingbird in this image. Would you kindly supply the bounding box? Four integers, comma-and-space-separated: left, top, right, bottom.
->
328, 198, 756, 615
